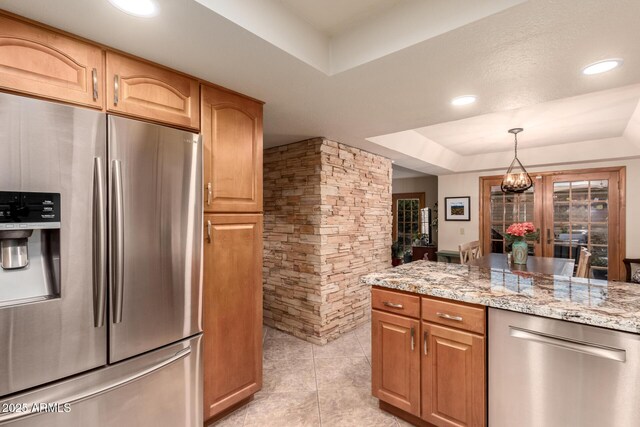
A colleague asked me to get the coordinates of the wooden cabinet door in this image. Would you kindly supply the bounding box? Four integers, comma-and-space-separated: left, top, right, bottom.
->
0, 14, 103, 108
422, 323, 486, 427
201, 84, 263, 213
372, 310, 421, 416
203, 214, 263, 420
106, 52, 199, 129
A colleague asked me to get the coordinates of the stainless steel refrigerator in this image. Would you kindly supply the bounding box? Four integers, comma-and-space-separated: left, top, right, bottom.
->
0, 92, 203, 426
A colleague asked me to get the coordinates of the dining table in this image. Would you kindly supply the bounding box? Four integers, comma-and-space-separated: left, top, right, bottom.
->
467, 253, 576, 277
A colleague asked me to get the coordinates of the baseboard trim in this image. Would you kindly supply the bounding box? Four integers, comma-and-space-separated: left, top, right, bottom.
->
379, 400, 435, 427
204, 395, 254, 426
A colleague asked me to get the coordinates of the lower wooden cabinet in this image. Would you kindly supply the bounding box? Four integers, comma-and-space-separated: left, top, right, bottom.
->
422, 322, 486, 427
372, 309, 421, 416
372, 288, 487, 427
203, 214, 263, 421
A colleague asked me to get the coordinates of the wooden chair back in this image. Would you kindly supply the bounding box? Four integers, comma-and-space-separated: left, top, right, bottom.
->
623, 258, 640, 282
575, 247, 592, 278
459, 240, 482, 264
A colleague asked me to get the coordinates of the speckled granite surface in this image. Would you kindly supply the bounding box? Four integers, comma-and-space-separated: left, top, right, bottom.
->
361, 260, 640, 334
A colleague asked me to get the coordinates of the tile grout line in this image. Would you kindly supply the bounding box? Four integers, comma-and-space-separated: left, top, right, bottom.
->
354, 327, 371, 366
240, 404, 249, 427
311, 338, 323, 427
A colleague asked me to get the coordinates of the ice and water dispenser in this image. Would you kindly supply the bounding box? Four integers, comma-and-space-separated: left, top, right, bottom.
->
0, 191, 61, 305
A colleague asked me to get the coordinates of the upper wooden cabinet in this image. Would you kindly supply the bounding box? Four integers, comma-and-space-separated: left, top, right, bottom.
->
201, 84, 263, 213
0, 14, 103, 108
106, 52, 199, 129
203, 214, 263, 421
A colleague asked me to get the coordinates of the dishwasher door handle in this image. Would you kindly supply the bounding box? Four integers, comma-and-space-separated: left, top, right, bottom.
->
509, 326, 626, 362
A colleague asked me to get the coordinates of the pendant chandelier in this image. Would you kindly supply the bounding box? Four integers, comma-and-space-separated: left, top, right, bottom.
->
501, 128, 533, 193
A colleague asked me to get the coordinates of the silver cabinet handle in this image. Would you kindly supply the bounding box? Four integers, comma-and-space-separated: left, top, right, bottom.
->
206, 182, 212, 206
0, 346, 191, 424
437, 312, 463, 322
424, 331, 428, 355
509, 326, 626, 362
92, 68, 98, 101
111, 160, 124, 324
207, 220, 212, 243
547, 228, 552, 244
383, 301, 403, 309
92, 157, 106, 328
114, 74, 119, 106
410, 327, 415, 351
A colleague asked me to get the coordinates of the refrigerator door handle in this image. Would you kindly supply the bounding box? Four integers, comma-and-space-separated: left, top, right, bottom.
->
509, 326, 626, 362
92, 157, 106, 328
111, 159, 125, 324
0, 346, 192, 424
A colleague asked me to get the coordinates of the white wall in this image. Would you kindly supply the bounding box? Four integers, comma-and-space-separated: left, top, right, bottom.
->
393, 175, 439, 243
438, 159, 640, 257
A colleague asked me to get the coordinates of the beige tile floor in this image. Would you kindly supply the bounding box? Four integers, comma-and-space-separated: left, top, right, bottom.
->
209, 322, 413, 427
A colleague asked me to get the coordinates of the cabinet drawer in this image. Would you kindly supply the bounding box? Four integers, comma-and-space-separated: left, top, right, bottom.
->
422, 297, 485, 335
372, 288, 420, 318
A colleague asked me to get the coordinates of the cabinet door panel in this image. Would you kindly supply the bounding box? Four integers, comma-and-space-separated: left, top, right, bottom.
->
372, 310, 420, 416
202, 84, 263, 213
106, 51, 199, 129
0, 14, 103, 108
422, 323, 485, 427
203, 214, 263, 420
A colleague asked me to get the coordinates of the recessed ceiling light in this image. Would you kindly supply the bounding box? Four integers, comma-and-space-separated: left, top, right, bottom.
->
451, 95, 476, 106
582, 59, 623, 75
108, 0, 158, 17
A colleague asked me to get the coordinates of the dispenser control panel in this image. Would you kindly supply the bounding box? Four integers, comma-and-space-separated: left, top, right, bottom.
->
0, 192, 61, 228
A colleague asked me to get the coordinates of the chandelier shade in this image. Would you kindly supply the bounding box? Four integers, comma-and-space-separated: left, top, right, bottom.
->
501, 128, 533, 193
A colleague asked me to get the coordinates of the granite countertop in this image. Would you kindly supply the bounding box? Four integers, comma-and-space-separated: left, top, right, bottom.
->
361, 260, 640, 334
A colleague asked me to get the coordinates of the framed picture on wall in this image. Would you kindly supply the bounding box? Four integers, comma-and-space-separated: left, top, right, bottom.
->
444, 197, 470, 221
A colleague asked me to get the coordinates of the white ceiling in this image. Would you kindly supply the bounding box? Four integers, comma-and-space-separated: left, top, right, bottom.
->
1, 0, 640, 176
414, 85, 640, 156
370, 84, 640, 174
194, 0, 525, 75
277, 0, 404, 36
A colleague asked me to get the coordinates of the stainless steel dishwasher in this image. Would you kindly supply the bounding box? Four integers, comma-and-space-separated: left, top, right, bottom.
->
489, 308, 640, 427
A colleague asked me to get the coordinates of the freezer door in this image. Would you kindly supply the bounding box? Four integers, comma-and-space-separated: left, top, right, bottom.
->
108, 116, 202, 362
0, 334, 202, 427
0, 93, 107, 397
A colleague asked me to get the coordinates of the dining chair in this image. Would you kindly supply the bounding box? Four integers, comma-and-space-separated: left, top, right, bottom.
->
623, 258, 640, 283
459, 240, 482, 264
575, 247, 592, 278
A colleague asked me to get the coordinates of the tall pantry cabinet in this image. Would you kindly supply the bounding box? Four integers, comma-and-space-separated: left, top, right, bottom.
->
201, 84, 264, 421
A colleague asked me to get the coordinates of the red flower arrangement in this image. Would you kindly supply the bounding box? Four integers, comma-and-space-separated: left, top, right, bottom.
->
504, 222, 539, 242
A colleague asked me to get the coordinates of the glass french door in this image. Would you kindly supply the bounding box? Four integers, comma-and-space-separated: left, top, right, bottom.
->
392, 193, 425, 254
481, 168, 623, 280
543, 172, 621, 280
481, 178, 542, 257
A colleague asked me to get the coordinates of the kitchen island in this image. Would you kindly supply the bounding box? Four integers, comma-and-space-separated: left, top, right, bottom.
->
362, 260, 640, 427
362, 260, 640, 334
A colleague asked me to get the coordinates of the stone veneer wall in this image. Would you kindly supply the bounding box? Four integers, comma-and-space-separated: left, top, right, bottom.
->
263, 138, 392, 344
